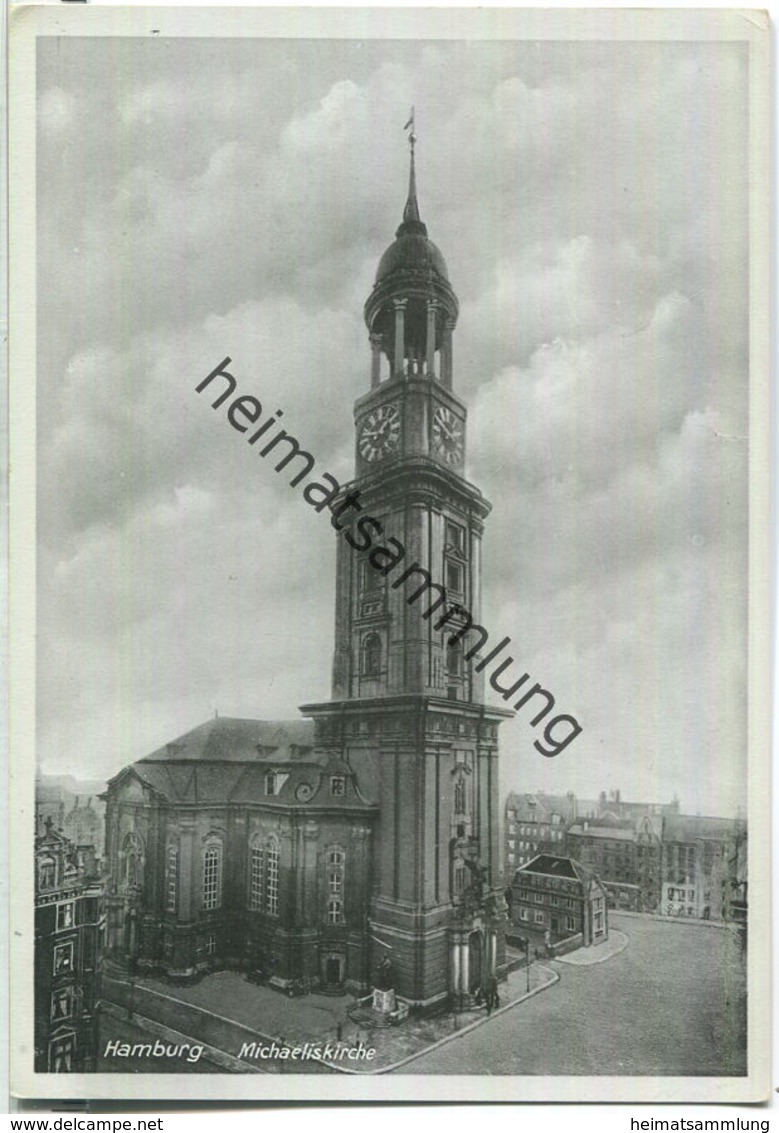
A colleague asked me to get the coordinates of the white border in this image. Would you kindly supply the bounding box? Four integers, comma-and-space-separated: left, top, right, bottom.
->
8, 5, 772, 1104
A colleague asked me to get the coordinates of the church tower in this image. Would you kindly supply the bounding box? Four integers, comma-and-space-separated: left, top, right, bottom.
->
302, 127, 510, 1009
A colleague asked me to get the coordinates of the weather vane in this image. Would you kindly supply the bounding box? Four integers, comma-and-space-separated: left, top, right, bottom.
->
404, 106, 416, 150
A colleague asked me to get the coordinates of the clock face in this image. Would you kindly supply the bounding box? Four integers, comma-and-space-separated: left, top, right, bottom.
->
358, 404, 401, 462
295, 782, 313, 802
432, 406, 464, 465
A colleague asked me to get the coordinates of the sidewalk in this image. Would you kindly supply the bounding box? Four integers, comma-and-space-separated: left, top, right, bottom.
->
106, 961, 559, 1074
551, 929, 628, 966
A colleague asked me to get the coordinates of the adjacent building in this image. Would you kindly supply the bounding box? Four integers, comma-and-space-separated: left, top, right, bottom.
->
508, 854, 608, 951
566, 812, 665, 913
505, 788, 744, 920
36, 776, 106, 856
34, 820, 104, 1072
661, 814, 739, 920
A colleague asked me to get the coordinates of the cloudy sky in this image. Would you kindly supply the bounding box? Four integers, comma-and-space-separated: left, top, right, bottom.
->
36, 28, 750, 816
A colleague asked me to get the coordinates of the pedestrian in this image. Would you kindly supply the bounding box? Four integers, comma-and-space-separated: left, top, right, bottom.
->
485, 974, 499, 1015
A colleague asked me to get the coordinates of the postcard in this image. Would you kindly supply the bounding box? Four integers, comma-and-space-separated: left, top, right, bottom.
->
8, 5, 771, 1104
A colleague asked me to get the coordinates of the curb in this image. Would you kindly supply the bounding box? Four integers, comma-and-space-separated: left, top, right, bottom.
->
552, 929, 629, 966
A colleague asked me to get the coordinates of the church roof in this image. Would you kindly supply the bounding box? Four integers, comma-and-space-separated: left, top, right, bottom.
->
115, 717, 375, 809
137, 717, 314, 764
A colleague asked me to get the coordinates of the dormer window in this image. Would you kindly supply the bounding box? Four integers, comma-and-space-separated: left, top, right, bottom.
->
330, 776, 346, 797
265, 771, 289, 796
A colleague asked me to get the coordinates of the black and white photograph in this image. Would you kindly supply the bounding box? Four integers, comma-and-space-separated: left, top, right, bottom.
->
9, 5, 771, 1105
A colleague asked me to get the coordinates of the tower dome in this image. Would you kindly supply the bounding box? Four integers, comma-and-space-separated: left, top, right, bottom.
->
364, 127, 458, 382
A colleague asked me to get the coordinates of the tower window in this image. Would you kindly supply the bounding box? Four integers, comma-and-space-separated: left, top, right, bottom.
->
446, 560, 464, 594
330, 775, 346, 796
447, 638, 463, 677
265, 772, 276, 796
360, 561, 382, 594
361, 632, 382, 677
445, 521, 466, 555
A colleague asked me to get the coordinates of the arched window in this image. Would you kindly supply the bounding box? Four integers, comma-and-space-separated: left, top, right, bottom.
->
165, 844, 179, 913
362, 632, 382, 677
249, 836, 264, 910
202, 841, 222, 911
265, 837, 279, 916
326, 847, 345, 924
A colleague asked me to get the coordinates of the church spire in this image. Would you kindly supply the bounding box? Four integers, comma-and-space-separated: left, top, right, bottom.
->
398, 108, 426, 236
403, 109, 421, 226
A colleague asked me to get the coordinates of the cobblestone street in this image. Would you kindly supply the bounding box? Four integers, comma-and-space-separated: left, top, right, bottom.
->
401, 915, 747, 1076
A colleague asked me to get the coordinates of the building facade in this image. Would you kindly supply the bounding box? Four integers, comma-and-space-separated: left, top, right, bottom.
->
504, 792, 576, 874
34, 821, 103, 1073
565, 816, 642, 911
103, 139, 509, 1010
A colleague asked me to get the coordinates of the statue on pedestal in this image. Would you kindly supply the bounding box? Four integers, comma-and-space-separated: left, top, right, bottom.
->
372, 953, 396, 1014
375, 954, 394, 990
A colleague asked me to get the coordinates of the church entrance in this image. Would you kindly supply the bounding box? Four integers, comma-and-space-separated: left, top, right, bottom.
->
321, 952, 345, 990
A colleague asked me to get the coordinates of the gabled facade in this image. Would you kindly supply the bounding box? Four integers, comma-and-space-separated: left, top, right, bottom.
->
34, 821, 103, 1072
